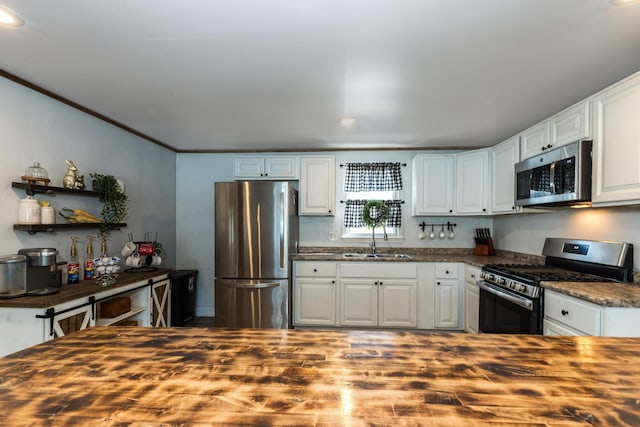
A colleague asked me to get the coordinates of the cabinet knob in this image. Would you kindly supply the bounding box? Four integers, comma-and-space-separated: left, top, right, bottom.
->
328, 210, 332, 213
379, 281, 383, 286
374, 281, 379, 285
449, 209, 453, 213
512, 206, 516, 210
437, 281, 441, 285
470, 274, 475, 278
313, 268, 317, 272
331, 280, 335, 284
561, 309, 569, 316
260, 173, 264, 176
445, 270, 450, 274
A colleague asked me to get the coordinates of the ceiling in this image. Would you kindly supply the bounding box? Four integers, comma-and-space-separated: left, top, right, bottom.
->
1, 0, 640, 153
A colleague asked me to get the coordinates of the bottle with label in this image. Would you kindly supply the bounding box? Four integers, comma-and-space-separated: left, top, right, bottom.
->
84, 235, 96, 280
68, 236, 81, 284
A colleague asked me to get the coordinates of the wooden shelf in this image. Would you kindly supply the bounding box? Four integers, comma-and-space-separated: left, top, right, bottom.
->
96, 306, 146, 327
14, 223, 127, 234
12, 181, 99, 197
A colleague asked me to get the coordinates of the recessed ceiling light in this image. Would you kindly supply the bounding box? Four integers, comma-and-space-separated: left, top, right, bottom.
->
609, 0, 640, 5
0, 4, 24, 27
339, 117, 357, 127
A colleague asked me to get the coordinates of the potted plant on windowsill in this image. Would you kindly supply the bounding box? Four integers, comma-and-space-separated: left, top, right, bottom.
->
90, 173, 128, 233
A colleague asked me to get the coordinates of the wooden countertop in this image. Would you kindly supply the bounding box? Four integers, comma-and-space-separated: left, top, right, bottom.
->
0, 269, 172, 309
2, 327, 640, 425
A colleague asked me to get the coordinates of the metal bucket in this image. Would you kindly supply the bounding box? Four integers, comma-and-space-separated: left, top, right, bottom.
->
0, 254, 27, 298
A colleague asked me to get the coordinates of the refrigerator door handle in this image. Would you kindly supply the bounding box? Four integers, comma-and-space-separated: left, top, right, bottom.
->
218, 280, 279, 289
280, 190, 285, 269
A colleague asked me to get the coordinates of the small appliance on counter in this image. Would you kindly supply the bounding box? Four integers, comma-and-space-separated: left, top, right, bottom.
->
17, 248, 63, 296
0, 254, 27, 298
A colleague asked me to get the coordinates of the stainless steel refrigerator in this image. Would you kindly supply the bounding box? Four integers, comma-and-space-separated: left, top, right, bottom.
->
214, 181, 298, 329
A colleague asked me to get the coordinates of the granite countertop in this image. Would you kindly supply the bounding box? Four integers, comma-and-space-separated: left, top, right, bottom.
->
542, 280, 640, 308
0, 269, 172, 309
293, 247, 528, 267
1, 327, 639, 425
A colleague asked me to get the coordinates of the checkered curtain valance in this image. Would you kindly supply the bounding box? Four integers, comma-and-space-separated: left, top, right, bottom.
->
344, 162, 403, 192
343, 200, 403, 228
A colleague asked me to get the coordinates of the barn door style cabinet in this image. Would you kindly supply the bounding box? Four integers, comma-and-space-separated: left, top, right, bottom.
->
0, 272, 170, 357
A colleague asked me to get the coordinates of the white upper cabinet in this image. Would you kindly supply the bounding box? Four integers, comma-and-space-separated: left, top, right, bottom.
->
412, 154, 455, 215
455, 149, 490, 215
233, 156, 298, 179
519, 121, 550, 160
299, 156, 335, 216
491, 136, 520, 214
592, 72, 640, 205
549, 99, 591, 147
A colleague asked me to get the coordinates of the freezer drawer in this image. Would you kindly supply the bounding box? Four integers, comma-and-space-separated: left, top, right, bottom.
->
214, 279, 289, 329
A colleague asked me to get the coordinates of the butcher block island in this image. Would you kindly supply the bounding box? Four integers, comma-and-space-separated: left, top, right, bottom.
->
1, 327, 639, 426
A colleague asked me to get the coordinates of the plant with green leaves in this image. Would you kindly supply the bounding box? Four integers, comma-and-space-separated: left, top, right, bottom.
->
90, 173, 128, 234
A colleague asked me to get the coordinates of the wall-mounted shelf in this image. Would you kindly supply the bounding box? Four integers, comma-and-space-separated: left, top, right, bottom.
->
11, 181, 126, 234
12, 181, 99, 197
13, 223, 127, 235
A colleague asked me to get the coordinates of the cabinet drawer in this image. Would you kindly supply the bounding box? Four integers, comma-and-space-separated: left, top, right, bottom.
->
544, 290, 601, 336
294, 262, 337, 277
464, 266, 481, 284
435, 263, 459, 279
340, 262, 417, 279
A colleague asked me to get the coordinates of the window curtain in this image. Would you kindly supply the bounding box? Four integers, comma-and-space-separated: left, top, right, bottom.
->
343, 200, 403, 228
344, 162, 403, 192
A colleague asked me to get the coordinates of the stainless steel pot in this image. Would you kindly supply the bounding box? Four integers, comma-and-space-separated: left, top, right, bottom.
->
17, 248, 58, 267
0, 254, 27, 298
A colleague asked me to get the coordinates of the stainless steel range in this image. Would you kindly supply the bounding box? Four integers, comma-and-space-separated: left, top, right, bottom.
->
479, 238, 634, 335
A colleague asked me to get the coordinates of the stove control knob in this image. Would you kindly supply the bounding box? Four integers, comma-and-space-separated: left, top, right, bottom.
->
487, 274, 494, 281
496, 277, 505, 285
518, 284, 526, 292
509, 282, 516, 290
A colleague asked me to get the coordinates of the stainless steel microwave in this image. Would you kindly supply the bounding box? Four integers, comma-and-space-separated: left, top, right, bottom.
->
514, 139, 592, 207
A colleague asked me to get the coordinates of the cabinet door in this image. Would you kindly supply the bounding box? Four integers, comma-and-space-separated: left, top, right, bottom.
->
294, 278, 336, 326
52, 305, 93, 338
264, 157, 298, 179
150, 280, 171, 327
520, 121, 549, 160
592, 73, 640, 205
491, 136, 521, 214
299, 156, 335, 215
379, 280, 417, 328
412, 154, 455, 215
549, 99, 591, 147
434, 279, 459, 328
464, 284, 479, 334
234, 158, 265, 178
340, 279, 378, 327
456, 149, 489, 214
543, 318, 583, 336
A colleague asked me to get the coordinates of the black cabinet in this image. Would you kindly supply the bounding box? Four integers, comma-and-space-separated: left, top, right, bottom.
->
170, 270, 197, 326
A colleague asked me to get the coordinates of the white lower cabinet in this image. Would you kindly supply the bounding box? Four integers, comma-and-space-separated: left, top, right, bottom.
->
0, 273, 169, 357
340, 263, 417, 328
464, 265, 481, 334
544, 289, 640, 337
293, 262, 337, 326
433, 263, 462, 329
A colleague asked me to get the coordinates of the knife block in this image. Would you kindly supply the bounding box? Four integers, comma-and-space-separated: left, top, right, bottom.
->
474, 237, 495, 256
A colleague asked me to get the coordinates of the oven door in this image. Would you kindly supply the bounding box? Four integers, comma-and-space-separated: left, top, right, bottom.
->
478, 282, 541, 334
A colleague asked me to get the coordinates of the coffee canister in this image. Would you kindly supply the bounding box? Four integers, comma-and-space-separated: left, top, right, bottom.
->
18, 196, 41, 224
0, 254, 27, 298
41, 206, 55, 224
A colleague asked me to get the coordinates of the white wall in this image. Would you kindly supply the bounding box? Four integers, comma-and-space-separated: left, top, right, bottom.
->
0, 77, 177, 270
176, 150, 493, 316
493, 207, 640, 267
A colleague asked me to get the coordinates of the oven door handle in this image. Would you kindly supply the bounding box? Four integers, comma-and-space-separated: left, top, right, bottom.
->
479, 282, 533, 311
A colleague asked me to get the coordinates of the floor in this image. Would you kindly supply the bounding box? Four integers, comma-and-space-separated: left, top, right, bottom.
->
187, 316, 215, 327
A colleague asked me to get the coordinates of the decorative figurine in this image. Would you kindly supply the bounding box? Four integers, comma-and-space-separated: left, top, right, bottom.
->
62, 160, 80, 189
74, 174, 85, 190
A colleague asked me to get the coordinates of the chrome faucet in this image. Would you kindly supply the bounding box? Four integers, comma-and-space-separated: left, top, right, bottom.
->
369, 223, 389, 255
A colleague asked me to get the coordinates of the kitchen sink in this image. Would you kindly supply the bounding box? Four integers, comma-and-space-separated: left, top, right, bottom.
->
342, 253, 411, 259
